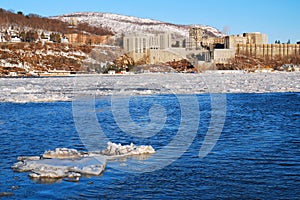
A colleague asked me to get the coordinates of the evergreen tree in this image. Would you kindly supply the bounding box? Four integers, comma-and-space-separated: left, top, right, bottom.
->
25, 31, 38, 42
55, 33, 61, 43
41, 32, 46, 39
50, 33, 61, 43
19, 31, 26, 42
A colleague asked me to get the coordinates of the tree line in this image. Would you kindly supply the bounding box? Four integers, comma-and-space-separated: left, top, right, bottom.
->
0, 8, 114, 36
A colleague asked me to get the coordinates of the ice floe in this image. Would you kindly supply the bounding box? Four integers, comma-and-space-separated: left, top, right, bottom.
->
12, 142, 155, 182
100, 142, 155, 158
1, 73, 300, 103
42, 148, 82, 159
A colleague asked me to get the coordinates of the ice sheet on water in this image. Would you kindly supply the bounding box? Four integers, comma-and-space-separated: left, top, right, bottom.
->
12, 142, 155, 182
1, 73, 300, 102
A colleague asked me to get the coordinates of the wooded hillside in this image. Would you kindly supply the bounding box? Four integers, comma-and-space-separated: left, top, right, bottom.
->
0, 8, 113, 36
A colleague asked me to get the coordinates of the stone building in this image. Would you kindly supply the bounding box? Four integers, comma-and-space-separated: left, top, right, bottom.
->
224, 32, 268, 49
214, 32, 269, 64
123, 33, 171, 52
236, 43, 300, 59
123, 33, 177, 64
214, 31, 300, 64
186, 26, 203, 49
123, 28, 299, 66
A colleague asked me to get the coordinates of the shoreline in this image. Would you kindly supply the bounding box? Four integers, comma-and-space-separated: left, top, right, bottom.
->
1, 70, 299, 78
1, 92, 299, 104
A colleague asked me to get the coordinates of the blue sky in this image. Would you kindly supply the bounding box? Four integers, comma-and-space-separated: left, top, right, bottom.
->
1, 0, 299, 43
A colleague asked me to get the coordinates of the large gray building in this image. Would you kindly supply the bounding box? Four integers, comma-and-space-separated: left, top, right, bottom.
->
123, 33, 172, 53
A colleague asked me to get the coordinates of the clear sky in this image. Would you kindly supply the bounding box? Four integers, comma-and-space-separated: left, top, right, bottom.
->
1, 0, 299, 43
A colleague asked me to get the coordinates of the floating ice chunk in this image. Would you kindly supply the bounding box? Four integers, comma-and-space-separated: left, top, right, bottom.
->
12, 156, 105, 180
12, 143, 155, 181
42, 148, 82, 159
0, 192, 13, 198
17, 156, 41, 161
100, 142, 155, 158
28, 167, 72, 179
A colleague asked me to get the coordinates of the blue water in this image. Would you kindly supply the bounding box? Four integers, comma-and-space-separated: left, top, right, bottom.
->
0, 93, 299, 199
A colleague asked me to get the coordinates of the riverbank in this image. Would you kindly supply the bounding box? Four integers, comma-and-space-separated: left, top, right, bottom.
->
0, 71, 299, 102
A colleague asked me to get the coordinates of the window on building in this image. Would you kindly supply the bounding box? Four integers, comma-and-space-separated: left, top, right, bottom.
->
143, 38, 146, 53
135, 38, 138, 53
127, 39, 130, 51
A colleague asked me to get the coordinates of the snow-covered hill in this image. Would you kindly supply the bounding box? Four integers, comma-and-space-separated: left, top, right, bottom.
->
52, 12, 224, 38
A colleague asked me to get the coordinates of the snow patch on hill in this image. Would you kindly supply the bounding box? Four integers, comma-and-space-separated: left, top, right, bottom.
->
52, 12, 224, 38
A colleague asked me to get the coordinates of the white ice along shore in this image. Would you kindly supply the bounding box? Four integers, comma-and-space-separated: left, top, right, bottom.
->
12, 142, 155, 181
1, 73, 300, 103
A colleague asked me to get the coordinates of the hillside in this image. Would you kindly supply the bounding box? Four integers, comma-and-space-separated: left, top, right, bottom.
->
0, 43, 129, 76
0, 43, 90, 74
0, 9, 113, 36
52, 12, 224, 38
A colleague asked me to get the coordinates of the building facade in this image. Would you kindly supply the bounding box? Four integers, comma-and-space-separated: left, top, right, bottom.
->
123, 33, 171, 53
224, 32, 268, 49
236, 43, 300, 59
123, 33, 173, 64
213, 49, 236, 64
186, 26, 203, 49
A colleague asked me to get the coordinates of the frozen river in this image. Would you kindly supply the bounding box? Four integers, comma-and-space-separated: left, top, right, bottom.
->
0, 72, 299, 102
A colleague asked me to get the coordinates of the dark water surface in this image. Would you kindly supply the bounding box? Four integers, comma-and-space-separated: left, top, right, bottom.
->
0, 93, 299, 199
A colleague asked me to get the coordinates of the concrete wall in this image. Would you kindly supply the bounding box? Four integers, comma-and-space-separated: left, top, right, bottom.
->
213, 49, 236, 64
128, 49, 184, 64
225, 35, 247, 49
225, 32, 268, 49
149, 49, 184, 64
128, 51, 148, 64
237, 44, 300, 59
